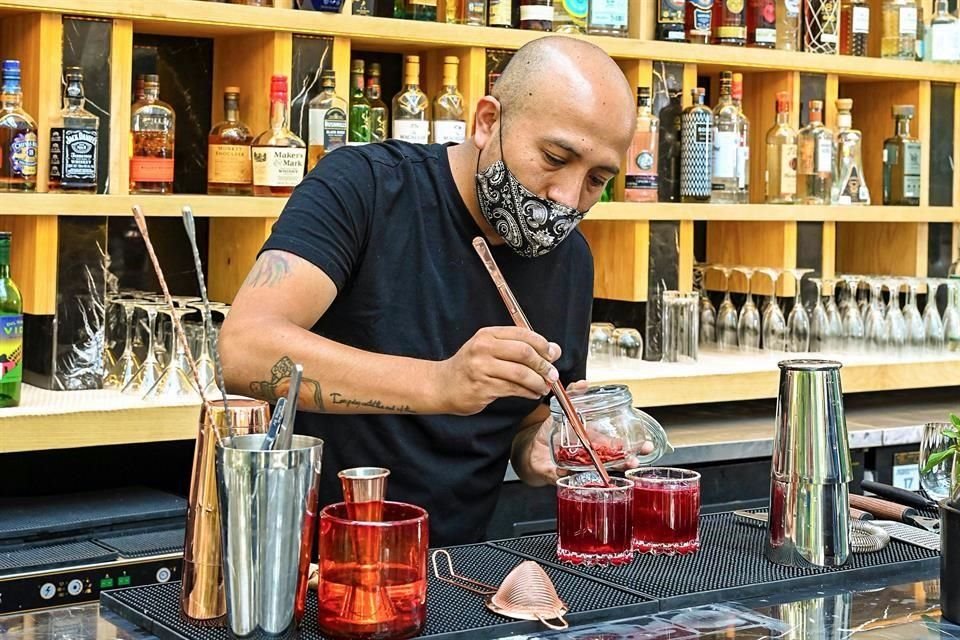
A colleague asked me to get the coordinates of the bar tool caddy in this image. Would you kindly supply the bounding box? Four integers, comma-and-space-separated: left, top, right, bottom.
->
766, 360, 853, 568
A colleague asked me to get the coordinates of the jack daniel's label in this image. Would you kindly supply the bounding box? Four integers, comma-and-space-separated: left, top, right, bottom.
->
49, 128, 97, 185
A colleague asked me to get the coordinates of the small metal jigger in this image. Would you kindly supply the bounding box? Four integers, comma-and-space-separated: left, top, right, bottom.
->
339, 467, 390, 522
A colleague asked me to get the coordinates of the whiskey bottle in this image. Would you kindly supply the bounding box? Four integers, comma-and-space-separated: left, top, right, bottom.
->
803, 0, 840, 54
840, 0, 870, 56
130, 74, 175, 195
488, 0, 514, 26
881, 0, 918, 60
883, 105, 920, 206
446, 0, 486, 24
251, 75, 306, 197
49, 67, 99, 194
392, 55, 430, 145
520, 0, 554, 30
587, 0, 629, 37
0, 232, 22, 407
207, 86, 253, 195
348, 60, 371, 144
713, 0, 748, 45
925, 0, 960, 63
367, 64, 389, 143
732, 73, 750, 203
404, 0, 437, 20
656, 0, 686, 41
777, 0, 802, 49
797, 100, 834, 204
711, 72, 739, 203
134, 75, 146, 102
681, 88, 713, 203
624, 87, 659, 203
764, 91, 798, 204
308, 71, 348, 167
432, 57, 466, 145
0, 61, 38, 193
747, 0, 777, 47
833, 98, 869, 205
686, 0, 715, 43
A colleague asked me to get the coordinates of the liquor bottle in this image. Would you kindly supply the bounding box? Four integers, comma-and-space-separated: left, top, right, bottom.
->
207, 86, 253, 195
392, 55, 431, 145
404, 0, 437, 20
796, 100, 834, 204
833, 98, 869, 205
914, 5, 925, 59
711, 72, 739, 203
732, 73, 750, 203
48, 67, 98, 194
367, 64, 389, 143
0, 232, 22, 408
308, 71, 348, 168
251, 75, 307, 197
803, 0, 840, 54
624, 87, 659, 203
764, 91, 797, 204
883, 105, 920, 206
433, 57, 466, 145
130, 74, 175, 195
777, 0, 802, 49
0, 61, 38, 193
587, 0, 628, 37
686, 0, 714, 43
488, 0, 514, 26
656, 0, 686, 40
521, 0, 554, 30
713, 0, 748, 45
840, 0, 870, 56
348, 60, 371, 144
747, 0, 777, 47
553, 0, 585, 34
925, 0, 960, 63
658, 91, 683, 202
681, 88, 713, 203
134, 75, 146, 102
446, 0, 486, 24
881, 0, 918, 59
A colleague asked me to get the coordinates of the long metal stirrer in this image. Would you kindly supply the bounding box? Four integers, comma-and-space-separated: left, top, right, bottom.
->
471, 237, 612, 487
130, 205, 218, 443
182, 205, 233, 437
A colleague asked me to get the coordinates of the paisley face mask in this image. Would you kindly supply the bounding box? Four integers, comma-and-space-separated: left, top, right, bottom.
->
475, 110, 586, 258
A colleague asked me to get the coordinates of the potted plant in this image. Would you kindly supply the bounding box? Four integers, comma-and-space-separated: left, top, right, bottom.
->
927, 414, 960, 624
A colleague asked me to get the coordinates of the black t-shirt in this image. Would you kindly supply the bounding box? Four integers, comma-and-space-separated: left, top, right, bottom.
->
260, 140, 593, 546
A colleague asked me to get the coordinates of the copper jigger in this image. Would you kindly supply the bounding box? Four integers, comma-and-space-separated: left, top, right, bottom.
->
181, 398, 269, 625
338, 467, 390, 522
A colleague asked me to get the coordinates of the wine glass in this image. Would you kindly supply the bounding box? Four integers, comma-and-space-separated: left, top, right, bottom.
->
809, 278, 830, 352
919, 422, 957, 502
191, 303, 218, 394
589, 322, 616, 364
944, 281, 960, 353
757, 267, 786, 352
823, 278, 844, 352
694, 265, 716, 347
144, 306, 199, 400
884, 279, 907, 357
863, 277, 887, 352
711, 265, 739, 351
839, 274, 865, 352
902, 278, 926, 355
784, 268, 813, 352
104, 297, 141, 390
924, 278, 946, 354
122, 302, 163, 396
734, 266, 760, 352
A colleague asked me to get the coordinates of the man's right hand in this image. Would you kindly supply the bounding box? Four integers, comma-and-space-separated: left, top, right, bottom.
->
433, 327, 562, 416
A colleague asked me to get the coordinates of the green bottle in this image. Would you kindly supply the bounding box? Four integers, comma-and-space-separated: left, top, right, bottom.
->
0, 232, 23, 407
348, 59, 371, 144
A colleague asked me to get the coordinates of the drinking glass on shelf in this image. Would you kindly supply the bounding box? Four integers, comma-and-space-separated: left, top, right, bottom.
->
856, 278, 870, 319
864, 277, 887, 352
710, 265, 739, 351
734, 266, 760, 352
590, 322, 616, 364
784, 268, 813, 352
919, 422, 957, 502
945, 281, 960, 353
809, 278, 830, 352
924, 279, 945, 354
839, 274, 865, 352
105, 297, 141, 390
758, 268, 787, 352
612, 328, 643, 360
661, 291, 698, 363
903, 278, 926, 355
824, 278, 844, 352
694, 265, 716, 347
144, 306, 199, 400
191, 303, 218, 394
122, 302, 163, 396
884, 279, 908, 356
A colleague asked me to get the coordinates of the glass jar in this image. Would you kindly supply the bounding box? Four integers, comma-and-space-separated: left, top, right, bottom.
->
549, 384, 672, 472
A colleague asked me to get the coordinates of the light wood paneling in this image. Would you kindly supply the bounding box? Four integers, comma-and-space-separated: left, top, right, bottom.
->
822, 220, 836, 280
0, 216, 58, 315
109, 19, 133, 195
678, 219, 693, 292
918, 80, 931, 207
824, 73, 839, 131
579, 220, 649, 301
705, 221, 797, 296
836, 221, 928, 277
208, 217, 276, 303
682, 63, 697, 108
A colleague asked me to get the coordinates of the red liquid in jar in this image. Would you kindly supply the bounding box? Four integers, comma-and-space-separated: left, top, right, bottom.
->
632, 481, 700, 554
556, 483, 633, 565
555, 443, 625, 466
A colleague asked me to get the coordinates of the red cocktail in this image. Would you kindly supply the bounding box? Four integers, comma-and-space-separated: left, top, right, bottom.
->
627, 467, 701, 554
556, 473, 633, 566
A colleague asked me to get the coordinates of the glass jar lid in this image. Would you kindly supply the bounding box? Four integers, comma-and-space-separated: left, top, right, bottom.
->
549, 384, 632, 417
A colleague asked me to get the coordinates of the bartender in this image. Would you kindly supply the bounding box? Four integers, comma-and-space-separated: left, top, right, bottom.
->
219, 36, 638, 546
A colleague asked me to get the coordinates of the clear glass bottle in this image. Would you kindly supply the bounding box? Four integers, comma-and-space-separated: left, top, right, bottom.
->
404, 0, 437, 20
803, 0, 840, 54
554, 0, 586, 34
130, 74, 175, 195
681, 88, 713, 203
656, 0, 686, 40
446, 0, 486, 24
881, 0, 919, 59
926, 0, 960, 63
251, 75, 306, 197
713, 0, 748, 45
711, 72, 739, 203
308, 70, 348, 168
732, 72, 750, 203
49, 67, 99, 194
686, 0, 715, 43
520, 0, 554, 30
392, 55, 430, 145
883, 104, 921, 206
765, 91, 798, 204
840, 0, 870, 56
0, 60, 38, 193
915, 4, 925, 59
432, 57, 466, 145
748, 0, 777, 47
0, 232, 22, 407
207, 86, 252, 195
587, 0, 628, 37
488, 0, 514, 26
367, 63, 389, 143
797, 100, 834, 204
624, 87, 659, 203
833, 98, 870, 205
777, 0, 802, 49
348, 59, 371, 144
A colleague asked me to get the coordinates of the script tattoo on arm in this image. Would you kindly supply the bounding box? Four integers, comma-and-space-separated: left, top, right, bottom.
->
243, 251, 292, 289
249, 356, 325, 411
329, 392, 417, 414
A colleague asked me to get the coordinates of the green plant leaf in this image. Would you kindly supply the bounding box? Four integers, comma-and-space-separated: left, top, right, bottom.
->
945, 428, 960, 439
922, 449, 956, 474
951, 413, 960, 428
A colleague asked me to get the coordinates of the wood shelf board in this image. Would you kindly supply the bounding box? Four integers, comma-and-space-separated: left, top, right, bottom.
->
5, 0, 960, 81
0, 194, 286, 217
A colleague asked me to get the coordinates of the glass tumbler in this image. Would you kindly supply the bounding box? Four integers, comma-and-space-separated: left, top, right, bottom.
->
661, 291, 699, 363
612, 327, 643, 360
556, 472, 633, 566
626, 467, 701, 555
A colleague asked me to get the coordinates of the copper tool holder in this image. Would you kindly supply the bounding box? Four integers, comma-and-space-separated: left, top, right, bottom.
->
180, 398, 269, 625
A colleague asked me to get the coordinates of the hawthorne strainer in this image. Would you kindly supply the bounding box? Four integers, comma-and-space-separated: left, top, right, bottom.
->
431, 550, 569, 630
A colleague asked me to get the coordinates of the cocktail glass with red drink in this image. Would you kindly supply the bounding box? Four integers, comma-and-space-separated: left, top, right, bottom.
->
626, 467, 701, 554
556, 472, 633, 566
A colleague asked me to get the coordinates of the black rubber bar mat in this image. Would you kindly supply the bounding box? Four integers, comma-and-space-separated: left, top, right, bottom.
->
95, 528, 186, 558
491, 511, 940, 611
0, 540, 117, 574
100, 543, 656, 640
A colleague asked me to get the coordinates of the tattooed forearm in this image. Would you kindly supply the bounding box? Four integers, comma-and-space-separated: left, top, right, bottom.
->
329, 393, 417, 414
243, 251, 291, 289
249, 356, 325, 411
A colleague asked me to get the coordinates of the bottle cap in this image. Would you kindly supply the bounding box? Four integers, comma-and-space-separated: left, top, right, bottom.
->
368, 63, 381, 77
144, 73, 160, 85
776, 91, 791, 112
321, 70, 336, 86
65, 66, 83, 80
2, 60, 20, 78
893, 104, 915, 118
224, 85, 240, 94
270, 74, 288, 99
836, 98, 853, 111
809, 99, 823, 110
351, 59, 364, 74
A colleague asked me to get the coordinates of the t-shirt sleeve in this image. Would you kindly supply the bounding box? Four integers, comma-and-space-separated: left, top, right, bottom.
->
259, 148, 375, 291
